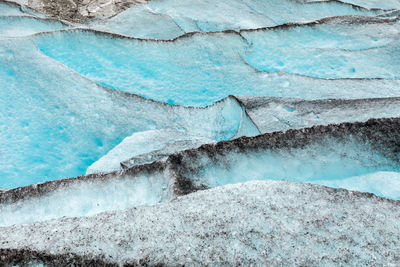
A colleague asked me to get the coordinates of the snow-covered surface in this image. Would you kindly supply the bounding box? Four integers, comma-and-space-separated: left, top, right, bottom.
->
0, 180, 399, 265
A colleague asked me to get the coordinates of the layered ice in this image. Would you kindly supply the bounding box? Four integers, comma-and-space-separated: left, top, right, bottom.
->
0, 168, 172, 226
0, 37, 258, 188
89, 5, 185, 40
303, 0, 400, 10
86, 129, 214, 174
34, 17, 400, 106
174, 118, 400, 200
313, 171, 400, 199
0, 0, 45, 17
241, 17, 400, 79
90, 0, 384, 38
237, 96, 400, 133
0, 118, 398, 228
0, 16, 69, 38
0, 180, 399, 265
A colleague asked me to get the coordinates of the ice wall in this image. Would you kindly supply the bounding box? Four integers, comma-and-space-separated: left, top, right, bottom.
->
173, 118, 400, 200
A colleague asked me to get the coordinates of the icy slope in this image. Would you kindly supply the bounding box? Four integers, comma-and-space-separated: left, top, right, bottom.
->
0, 16, 69, 37
34, 16, 400, 106
89, 0, 384, 39
303, 0, 400, 10
0, 118, 399, 228
0, 37, 259, 188
0, 0, 45, 17
89, 97, 400, 174
237, 96, 400, 133
0, 180, 399, 266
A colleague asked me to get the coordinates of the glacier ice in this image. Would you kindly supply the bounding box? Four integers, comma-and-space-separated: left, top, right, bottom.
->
175, 118, 400, 200
0, 118, 398, 228
0, 16, 69, 38
0, 0, 400, 263
303, 0, 400, 10
0, 37, 258, 188
237, 96, 400, 133
90, 0, 384, 39
0, 169, 172, 226
0, 0, 44, 17
313, 171, 400, 199
0, 180, 399, 265
34, 16, 400, 106
89, 5, 185, 40
86, 129, 214, 174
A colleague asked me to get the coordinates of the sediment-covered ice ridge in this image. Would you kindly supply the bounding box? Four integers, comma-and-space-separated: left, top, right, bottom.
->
0, 180, 399, 265
1, 118, 399, 228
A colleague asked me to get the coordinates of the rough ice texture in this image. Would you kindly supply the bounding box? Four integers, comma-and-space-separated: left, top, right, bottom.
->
34, 16, 400, 106
0, 0, 45, 17
0, 117, 399, 228
24, 0, 148, 22
86, 129, 214, 174
237, 96, 400, 133
0, 35, 260, 188
0, 180, 399, 265
0, 16, 69, 38
303, 0, 400, 10
89, 0, 383, 39
313, 171, 400, 200
173, 117, 400, 199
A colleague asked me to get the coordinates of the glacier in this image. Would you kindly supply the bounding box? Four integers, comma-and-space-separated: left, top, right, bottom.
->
0, 180, 399, 265
33, 16, 400, 106
1, 0, 400, 264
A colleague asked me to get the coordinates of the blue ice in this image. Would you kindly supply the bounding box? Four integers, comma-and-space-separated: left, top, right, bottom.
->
189, 139, 400, 199
0, 38, 258, 188
34, 18, 400, 106
93, 0, 384, 39
0, 16, 69, 38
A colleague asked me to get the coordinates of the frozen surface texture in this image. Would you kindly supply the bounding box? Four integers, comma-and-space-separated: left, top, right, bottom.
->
24, 0, 148, 22
0, 16, 69, 38
237, 96, 400, 133
2, 0, 400, 264
86, 129, 214, 174
0, 118, 399, 228
0, 37, 259, 188
0, 180, 399, 265
89, 0, 384, 38
34, 16, 400, 106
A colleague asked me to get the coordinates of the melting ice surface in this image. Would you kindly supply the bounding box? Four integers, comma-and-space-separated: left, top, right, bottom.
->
89, 0, 383, 39
187, 138, 400, 200
0, 16, 68, 37
35, 17, 400, 106
0, 37, 258, 188
1, 0, 400, 203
